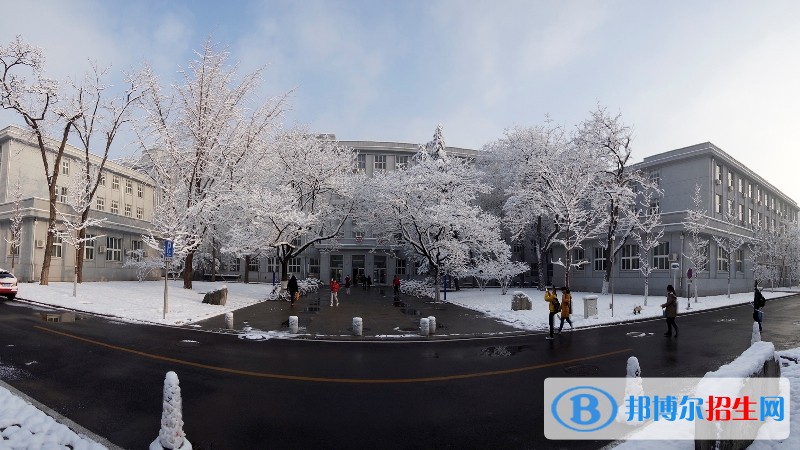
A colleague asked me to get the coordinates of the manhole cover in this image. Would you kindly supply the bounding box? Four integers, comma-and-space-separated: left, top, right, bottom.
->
176, 340, 200, 347
563, 364, 600, 376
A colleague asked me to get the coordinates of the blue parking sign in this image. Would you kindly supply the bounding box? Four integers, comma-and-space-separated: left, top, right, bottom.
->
164, 240, 174, 258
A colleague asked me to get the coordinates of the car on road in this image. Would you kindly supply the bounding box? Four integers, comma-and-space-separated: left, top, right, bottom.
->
0, 269, 18, 300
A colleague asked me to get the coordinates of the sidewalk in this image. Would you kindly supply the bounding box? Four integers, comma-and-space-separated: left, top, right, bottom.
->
192, 283, 524, 339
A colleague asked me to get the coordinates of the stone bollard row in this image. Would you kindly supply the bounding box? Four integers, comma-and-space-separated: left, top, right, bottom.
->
289, 315, 299, 334
224, 312, 234, 329
427, 316, 436, 335
352, 317, 363, 336
420, 316, 436, 336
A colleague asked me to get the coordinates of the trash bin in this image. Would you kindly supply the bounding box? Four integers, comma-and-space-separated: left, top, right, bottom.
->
583, 295, 598, 318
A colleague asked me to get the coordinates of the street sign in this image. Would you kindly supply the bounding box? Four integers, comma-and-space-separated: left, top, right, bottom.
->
164, 239, 174, 258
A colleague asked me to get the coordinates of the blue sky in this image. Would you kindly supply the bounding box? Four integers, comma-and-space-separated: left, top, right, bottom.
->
2, 0, 799, 202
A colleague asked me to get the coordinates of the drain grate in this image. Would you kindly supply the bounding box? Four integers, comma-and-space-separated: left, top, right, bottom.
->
563, 364, 600, 376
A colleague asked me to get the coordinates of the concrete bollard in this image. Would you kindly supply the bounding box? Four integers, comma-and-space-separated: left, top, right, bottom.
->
224, 312, 234, 329
751, 321, 761, 346
289, 315, 299, 334
352, 317, 363, 336
427, 316, 436, 334
420, 318, 430, 336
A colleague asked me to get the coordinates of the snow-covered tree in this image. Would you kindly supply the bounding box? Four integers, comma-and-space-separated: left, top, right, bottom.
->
712, 206, 746, 298
469, 259, 529, 295
576, 105, 645, 294
220, 128, 358, 285
631, 186, 664, 305
3, 174, 24, 271
682, 184, 709, 300
356, 125, 511, 302
136, 39, 288, 289
0, 36, 83, 285
150, 371, 191, 450
69, 64, 146, 282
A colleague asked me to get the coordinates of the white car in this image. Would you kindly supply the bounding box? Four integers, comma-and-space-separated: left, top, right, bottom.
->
0, 269, 18, 300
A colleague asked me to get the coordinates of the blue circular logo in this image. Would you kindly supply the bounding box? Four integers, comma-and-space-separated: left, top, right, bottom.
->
551, 386, 618, 432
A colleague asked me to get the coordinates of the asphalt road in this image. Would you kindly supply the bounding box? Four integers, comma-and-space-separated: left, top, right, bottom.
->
1, 293, 798, 449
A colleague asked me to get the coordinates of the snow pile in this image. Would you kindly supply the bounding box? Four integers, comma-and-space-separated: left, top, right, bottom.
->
752, 322, 762, 346
617, 356, 644, 424
0, 384, 106, 449
150, 371, 191, 450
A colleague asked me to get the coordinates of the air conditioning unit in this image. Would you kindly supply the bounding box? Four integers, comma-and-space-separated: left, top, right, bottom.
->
668, 253, 679, 262
727, 185, 734, 191
715, 179, 722, 185
98, 245, 106, 253
35, 239, 45, 248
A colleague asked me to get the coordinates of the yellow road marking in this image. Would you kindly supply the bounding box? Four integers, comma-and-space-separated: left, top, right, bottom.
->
35, 326, 632, 384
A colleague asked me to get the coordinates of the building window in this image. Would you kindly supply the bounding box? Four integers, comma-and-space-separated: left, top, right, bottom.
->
649, 169, 660, 187
288, 257, 301, 275
248, 257, 260, 272
99, 173, 105, 186
84, 235, 95, 260
374, 155, 386, 171
715, 194, 722, 214
125, 179, 132, 194
136, 207, 144, 220
727, 172, 733, 189
573, 248, 585, 271
726, 199, 734, 216
715, 164, 723, 184
58, 186, 68, 203
396, 155, 409, 170
96, 197, 105, 211
111, 200, 119, 215
593, 247, 607, 271
737, 204, 744, 224
396, 258, 407, 275
106, 237, 122, 262
738, 177, 744, 194
130, 239, 144, 261
229, 257, 240, 272
649, 200, 659, 215
61, 160, 69, 176
748, 208, 753, 226
735, 249, 744, 272
309, 257, 320, 278
621, 244, 640, 271
51, 236, 63, 258
747, 183, 752, 198
124, 204, 132, 217
357, 154, 366, 171
512, 243, 523, 254
137, 184, 144, 198
112, 175, 120, 191
653, 242, 670, 270
265, 257, 278, 273
717, 247, 729, 272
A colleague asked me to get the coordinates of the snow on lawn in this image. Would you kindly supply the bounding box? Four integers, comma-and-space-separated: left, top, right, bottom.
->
444, 287, 792, 332
15, 280, 272, 326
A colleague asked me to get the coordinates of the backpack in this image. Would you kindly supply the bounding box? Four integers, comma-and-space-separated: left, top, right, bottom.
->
554, 298, 561, 312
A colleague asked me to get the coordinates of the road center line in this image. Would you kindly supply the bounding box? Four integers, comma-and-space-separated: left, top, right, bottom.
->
35, 326, 632, 384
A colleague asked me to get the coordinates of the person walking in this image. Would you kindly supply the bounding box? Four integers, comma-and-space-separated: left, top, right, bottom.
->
287, 274, 299, 307
367, 275, 372, 291
392, 274, 401, 298
330, 278, 340, 307
557, 287, 574, 333
344, 275, 352, 295
753, 281, 766, 331
661, 284, 679, 337
544, 286, 559, 340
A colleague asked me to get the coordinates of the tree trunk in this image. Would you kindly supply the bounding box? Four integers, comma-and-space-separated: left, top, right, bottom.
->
76, 211, 89, 283
433, 268, 441, 303
39, 188, 58, 285
281, 257, 289, 282
644, 278, 649, 306
211, 241, 217, 282
244, 255, 251, 284
183, 250, 194, 289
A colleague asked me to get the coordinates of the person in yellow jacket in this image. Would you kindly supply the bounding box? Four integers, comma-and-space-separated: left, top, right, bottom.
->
557, 287, 574, 333
544, 286, 559, 340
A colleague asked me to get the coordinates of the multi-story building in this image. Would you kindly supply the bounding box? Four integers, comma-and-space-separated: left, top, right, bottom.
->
0, 125, 158, 282
565, 142, 798, 296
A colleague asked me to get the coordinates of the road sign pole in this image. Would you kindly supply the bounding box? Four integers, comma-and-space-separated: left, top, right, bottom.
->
164, 240, 174, 319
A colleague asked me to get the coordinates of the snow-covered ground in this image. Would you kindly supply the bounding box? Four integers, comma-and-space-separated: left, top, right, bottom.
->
2, 281, 798, 449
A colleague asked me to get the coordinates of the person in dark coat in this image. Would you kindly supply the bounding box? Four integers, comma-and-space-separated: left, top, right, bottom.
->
544, 286, 559, 340
392, 274, 401, 297
557, 287, 574, 333
287, 275, 299, 307
661, 284, 679, 337
753, 281, 766, 331
344, 275, 352, 295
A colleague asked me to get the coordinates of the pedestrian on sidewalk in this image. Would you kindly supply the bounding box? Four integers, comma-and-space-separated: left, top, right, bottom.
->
661, 284, 679, 337
393, 274, 401, 298
544, 286, 559, 340
330, 278, 340, 307
288, 274, 299, 307
753, 281, 766, 331
367, 276, 372, 291
557, 287, 574, 333
344, 275, 351, 295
